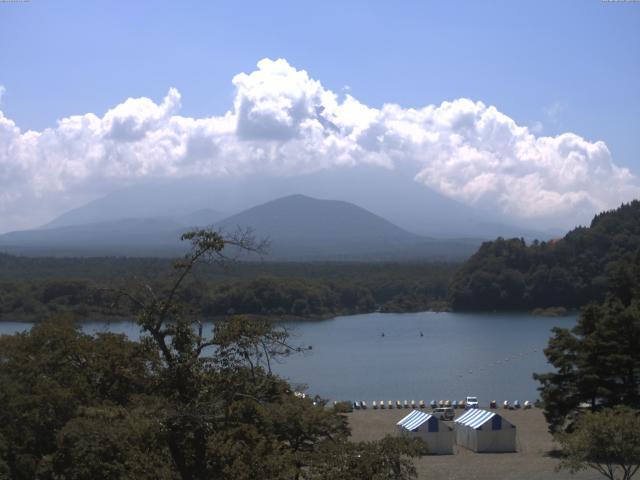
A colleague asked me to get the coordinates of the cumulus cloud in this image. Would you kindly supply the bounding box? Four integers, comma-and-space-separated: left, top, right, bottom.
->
0, 58, 638, 232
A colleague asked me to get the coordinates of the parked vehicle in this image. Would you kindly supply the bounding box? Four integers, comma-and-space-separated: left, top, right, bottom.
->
465, 396, 479, 409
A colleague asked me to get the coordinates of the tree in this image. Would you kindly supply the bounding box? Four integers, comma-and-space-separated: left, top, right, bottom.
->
307, 435, 425, 480
112, 228, 423, 480
0, 316, 157, 480
534, 253, 640, 432
0, 228, 425, 479
37, 406, 175, 480
556, 406, 640, 480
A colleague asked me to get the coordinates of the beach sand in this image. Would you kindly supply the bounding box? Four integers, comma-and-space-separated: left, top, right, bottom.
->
347, 407, 602, 480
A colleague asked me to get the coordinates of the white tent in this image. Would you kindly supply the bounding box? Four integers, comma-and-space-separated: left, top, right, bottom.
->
396, 410, 454, 454
454, 409, 516, 452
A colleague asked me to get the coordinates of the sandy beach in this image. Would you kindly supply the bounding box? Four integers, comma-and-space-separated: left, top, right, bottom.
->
347, 407, 602, 480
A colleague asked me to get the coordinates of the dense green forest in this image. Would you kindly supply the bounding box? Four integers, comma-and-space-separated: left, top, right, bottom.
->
0, 255, 455, 321
448, 201, 640, 311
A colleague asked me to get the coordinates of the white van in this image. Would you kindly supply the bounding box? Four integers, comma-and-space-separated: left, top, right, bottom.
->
465, 396, 479, 409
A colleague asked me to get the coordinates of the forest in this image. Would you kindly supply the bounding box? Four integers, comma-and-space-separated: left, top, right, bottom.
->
448, 200, 640, 311
0, 256, 455, 322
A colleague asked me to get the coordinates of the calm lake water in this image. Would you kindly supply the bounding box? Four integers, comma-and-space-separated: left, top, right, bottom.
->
0, 311, 576, 404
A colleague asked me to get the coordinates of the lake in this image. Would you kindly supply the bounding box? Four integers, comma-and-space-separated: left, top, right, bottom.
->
0, 311, 575, 404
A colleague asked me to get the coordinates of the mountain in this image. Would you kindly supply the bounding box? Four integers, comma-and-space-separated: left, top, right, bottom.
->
0, 194, 479, 260
218, 194, 418, 243
37, 167, 557, 240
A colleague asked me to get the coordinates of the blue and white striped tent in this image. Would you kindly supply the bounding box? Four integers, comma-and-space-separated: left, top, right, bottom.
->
454, 409, 516, 452
396, 410, 454, 454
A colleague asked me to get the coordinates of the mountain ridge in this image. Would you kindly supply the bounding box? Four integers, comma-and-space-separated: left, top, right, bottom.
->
0, 194, 478, 261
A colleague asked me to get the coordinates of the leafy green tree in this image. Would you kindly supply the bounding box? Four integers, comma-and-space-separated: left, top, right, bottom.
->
556, 406, 640, 480
534, 253, 640, 432
0, 316, 157, 479
307, 436, 425, 480
113, 229, 422, 480
37, 406, 175, 480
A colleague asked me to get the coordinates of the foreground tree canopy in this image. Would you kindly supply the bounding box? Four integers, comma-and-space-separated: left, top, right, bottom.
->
556, 406, 640, 480
0, 229, 424, 480
534, 249, 640, 433
449, 200, 640, 311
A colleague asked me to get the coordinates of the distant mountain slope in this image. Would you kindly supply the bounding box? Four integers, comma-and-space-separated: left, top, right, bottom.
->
216, 194, 478, 260
37, 168, 556, 240
0, 194, 479, 260
448, 200, 640, 311
0, 218, 185, 256
218, 194, 420, 242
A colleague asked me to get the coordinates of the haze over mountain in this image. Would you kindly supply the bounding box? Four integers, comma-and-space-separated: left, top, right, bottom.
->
37, 167, 559, 240
0, 194, 480, 260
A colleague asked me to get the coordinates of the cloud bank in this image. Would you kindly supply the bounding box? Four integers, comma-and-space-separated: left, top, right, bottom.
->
0, 58, 638, 232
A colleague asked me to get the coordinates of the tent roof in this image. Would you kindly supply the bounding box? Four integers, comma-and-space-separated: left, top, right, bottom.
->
397, 410, 433, 431
454, 409, 497, 429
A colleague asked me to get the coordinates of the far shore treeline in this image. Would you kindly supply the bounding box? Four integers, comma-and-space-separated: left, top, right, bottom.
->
0, 258, 454, 321
1, 200, 639, 322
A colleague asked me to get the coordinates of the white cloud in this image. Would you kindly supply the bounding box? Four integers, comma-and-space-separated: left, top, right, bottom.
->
0, 58, 638, 232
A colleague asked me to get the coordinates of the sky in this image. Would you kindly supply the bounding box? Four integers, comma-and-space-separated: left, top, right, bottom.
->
0, 0, 639, 233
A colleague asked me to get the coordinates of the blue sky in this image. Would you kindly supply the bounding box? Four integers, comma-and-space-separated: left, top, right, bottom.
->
0, 0, 639, 231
